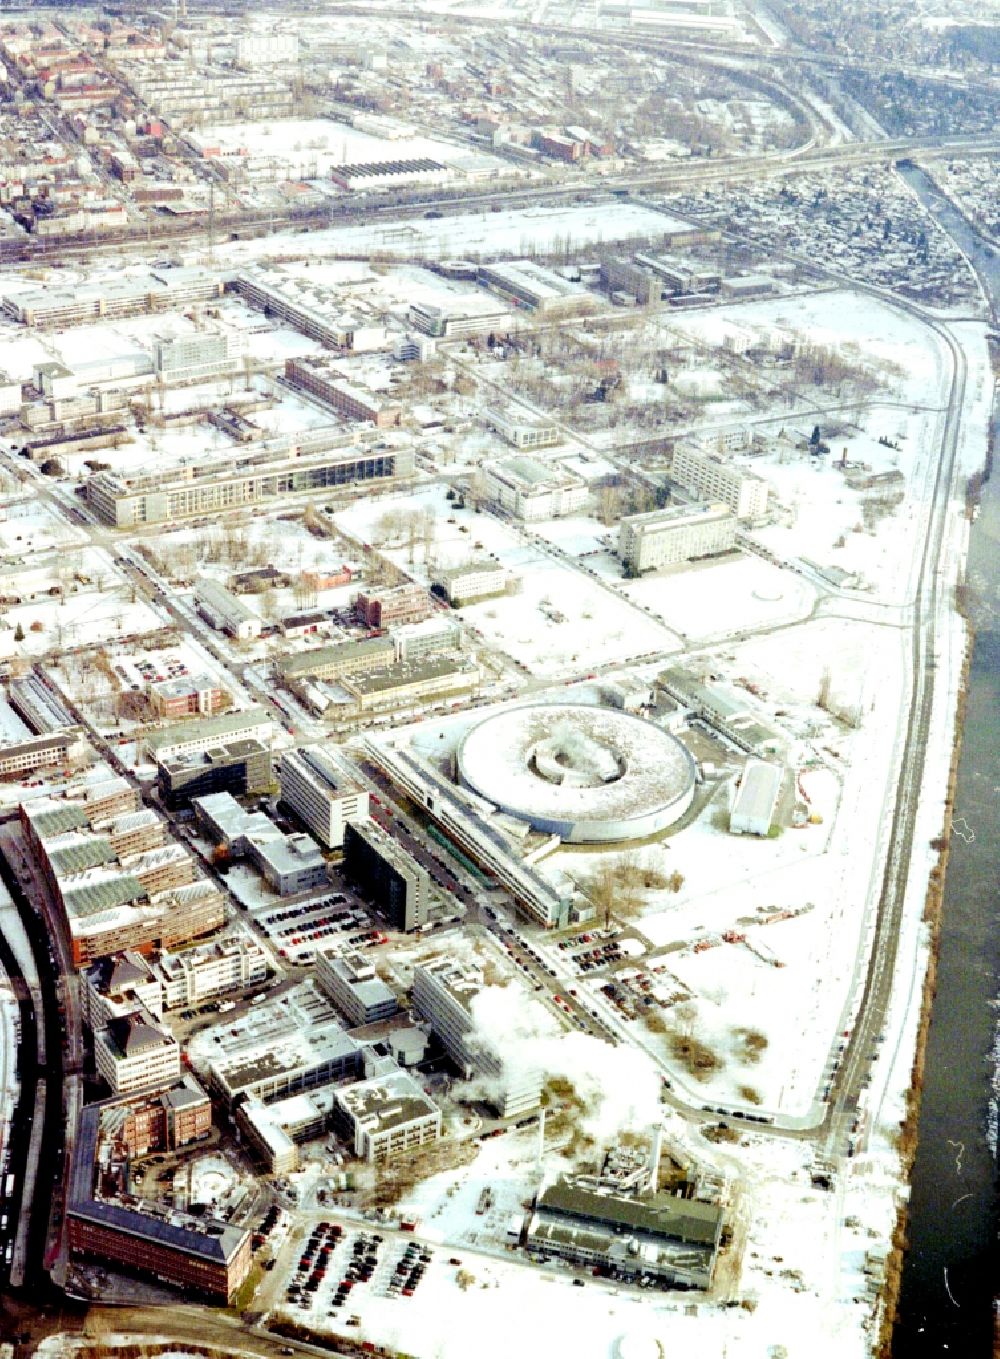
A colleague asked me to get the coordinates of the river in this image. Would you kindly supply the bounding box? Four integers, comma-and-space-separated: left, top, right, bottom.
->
893, 163, 1000, 1356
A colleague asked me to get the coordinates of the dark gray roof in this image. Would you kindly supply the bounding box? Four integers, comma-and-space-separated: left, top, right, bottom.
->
88, 951, 153, 996
105, 1012, 171, 1058
538, 1179, 722, 1247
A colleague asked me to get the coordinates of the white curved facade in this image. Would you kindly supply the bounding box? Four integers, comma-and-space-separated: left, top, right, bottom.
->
456, 704, 695, 844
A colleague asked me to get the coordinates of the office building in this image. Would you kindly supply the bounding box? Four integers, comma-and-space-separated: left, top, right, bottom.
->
316, 949, 398, 1027
284, 356, 402, 429
156, 737, 273, 810
67, 1101, 250, 1301
82, 950, 164, 1030
484, 410, 560, 452
408, 295, 511, 339
671, 446, 768, 520
193, 792, 328, 897
205, 1017, 362, 1106
278, 747, 369, 849
354, 583, 431, 630
333, 1069, 441, 1163
365, 739, 569, 928
343, 820, 429, 933
107, 1075, 213, 1159
86, 444, 414, 527
430, 562, 507, 606
479, 260, 597, 318
337, 658, 479, 718
237, 1092, 331, 1174
277, 636, 396, 684
94, 1009, 181, 1095
156, 934, 270, 1009
20, 796, 224, 967
147, 673, 225, 719
144, 707, 273, 763
481, 455, 587, 521
618, 502, 736, 573
0, 728, 88, 778
412, 958, 541, 1117
153, 332, 240, 384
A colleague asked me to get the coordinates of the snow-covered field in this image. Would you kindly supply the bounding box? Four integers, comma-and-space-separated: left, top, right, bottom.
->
217, 201, 692, 264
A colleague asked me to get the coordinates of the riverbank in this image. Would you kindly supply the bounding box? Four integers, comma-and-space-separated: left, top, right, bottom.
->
877, 608, 972, 1356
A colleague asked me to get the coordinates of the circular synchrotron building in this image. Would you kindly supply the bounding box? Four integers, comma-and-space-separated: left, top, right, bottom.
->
456, 703, 696, 844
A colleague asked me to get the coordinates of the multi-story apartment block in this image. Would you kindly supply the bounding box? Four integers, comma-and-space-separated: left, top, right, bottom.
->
278, 747, 369, 849
671, 445, 768, 521
618, 502, 737, 574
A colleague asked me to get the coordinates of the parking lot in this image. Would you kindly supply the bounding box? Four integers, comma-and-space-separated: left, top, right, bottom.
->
254, 892, 386, 966
277, 1221, 435, 1328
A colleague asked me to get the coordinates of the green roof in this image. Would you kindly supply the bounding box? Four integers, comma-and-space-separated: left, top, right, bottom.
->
63, 873, 145, 920
31, 804, 88, 838
48, 836, 115, 878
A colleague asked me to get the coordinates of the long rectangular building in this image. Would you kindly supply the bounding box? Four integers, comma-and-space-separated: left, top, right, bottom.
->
618, 501, 736, 574
86, 443, 414, 527
366, 739, 569, 928
671, 445, 768, 520
413, 958, 540, 1118
343, 819, 429, 933
279, 746, 368, 848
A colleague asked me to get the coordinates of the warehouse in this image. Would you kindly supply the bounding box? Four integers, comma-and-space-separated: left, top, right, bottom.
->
730, 759, 783, 836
